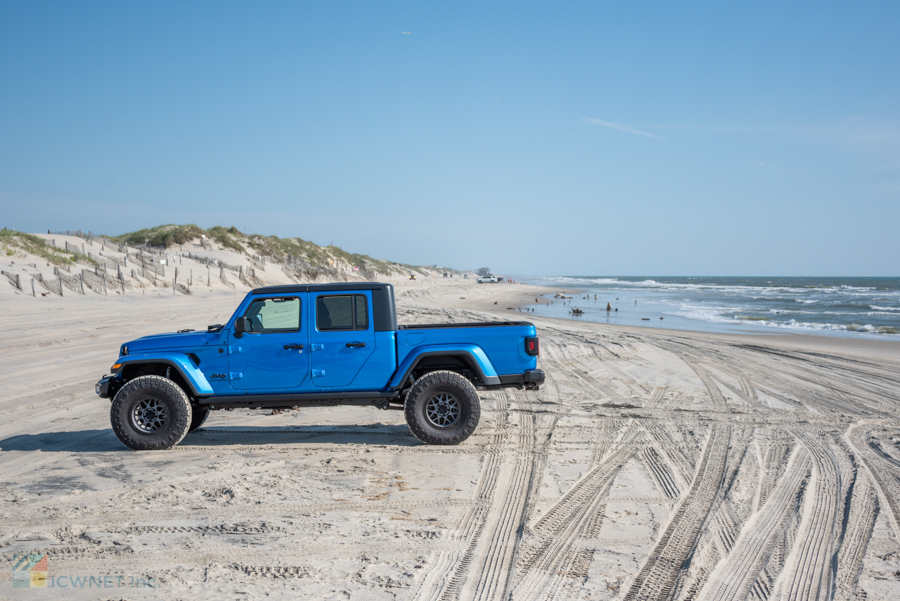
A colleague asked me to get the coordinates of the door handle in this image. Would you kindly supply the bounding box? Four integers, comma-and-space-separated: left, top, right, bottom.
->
283, 344, 305, 350
346, 342, 366, 348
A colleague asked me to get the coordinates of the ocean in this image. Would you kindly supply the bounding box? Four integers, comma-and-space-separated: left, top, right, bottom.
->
515, 276, 900, 339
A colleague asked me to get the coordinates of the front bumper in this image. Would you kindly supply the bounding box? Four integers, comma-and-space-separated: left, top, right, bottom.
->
95, 375, 121, 399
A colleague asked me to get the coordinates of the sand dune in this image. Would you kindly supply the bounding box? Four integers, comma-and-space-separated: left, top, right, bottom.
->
1, 241, 900, 600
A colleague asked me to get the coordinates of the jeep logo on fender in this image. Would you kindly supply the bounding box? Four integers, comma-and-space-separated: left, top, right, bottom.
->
209, 373, 226, 380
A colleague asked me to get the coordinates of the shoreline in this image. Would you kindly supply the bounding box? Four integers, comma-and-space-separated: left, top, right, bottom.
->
424, 281, 900, 360
510, 276, 900, 341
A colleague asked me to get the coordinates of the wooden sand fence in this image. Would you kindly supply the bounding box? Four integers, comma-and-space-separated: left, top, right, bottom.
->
54, 267, 86, 294
1, 270, 22, 290
32, 273, 64, 296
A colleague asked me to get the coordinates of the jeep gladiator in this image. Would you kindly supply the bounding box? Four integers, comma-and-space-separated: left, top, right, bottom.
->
96, 283, 544, 450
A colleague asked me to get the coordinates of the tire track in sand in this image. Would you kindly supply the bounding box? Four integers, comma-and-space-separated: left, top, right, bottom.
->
623, 424, 731, 601
510, 445, 635, 601
770, 430, 842, 601
410, 392, 556, 601
696, 444, 811, 601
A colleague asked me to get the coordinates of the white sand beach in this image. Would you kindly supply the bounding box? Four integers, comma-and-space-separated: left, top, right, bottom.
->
1, 239, 900, 600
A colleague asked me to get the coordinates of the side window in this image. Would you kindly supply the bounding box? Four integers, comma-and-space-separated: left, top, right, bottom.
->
316, 294, 368, 331
243, 297, 301, 333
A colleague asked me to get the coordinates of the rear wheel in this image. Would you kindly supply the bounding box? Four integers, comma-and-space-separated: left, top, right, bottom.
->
404, 371, 480, 445
110, 375, 192, 450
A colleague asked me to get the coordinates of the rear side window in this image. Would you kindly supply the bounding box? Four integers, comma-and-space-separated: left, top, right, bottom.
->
243, 297, 301, 333
316, 295, 368, 331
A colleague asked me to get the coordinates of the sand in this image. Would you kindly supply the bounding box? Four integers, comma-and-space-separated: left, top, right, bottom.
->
2, 247, 900, 600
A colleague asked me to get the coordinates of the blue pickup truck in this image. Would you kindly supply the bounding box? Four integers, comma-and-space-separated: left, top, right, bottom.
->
96, 283, 543, 450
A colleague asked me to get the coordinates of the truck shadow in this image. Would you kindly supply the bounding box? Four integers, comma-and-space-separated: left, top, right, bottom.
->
181, 425, 420, 447
0, 425, 421, 452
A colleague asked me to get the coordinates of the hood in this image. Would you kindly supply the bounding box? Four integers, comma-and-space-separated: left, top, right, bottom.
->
124, 331, 214, 353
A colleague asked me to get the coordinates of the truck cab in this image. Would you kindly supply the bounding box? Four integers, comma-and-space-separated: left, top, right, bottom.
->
97, 283, 543, 451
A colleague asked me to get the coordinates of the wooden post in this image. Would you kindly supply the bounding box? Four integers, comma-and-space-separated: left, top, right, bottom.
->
31, 278, 35, 297
102, 273, 108, 295
79, 274, 85, 294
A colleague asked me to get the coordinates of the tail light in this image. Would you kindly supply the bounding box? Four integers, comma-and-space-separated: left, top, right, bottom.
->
525, 337, 539, 356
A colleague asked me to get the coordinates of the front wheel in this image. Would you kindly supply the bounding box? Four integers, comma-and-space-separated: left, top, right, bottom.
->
404, 371, 480, 445
110, 375, 192, 450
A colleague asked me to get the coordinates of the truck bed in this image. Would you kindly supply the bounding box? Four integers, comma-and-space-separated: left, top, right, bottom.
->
396, 321, 537, 377
398, 321, 532, 330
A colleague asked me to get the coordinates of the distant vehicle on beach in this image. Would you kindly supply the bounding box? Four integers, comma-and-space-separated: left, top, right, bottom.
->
96, 282, 544, 450
477, 276, 500, 284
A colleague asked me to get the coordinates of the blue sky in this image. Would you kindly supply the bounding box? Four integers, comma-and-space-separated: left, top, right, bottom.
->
1, 2, 898, 275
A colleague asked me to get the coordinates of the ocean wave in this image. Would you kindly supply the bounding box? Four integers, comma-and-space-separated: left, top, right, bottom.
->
732, 318, 900, 336
526, 277, 900, 298
871, 305, 900, 312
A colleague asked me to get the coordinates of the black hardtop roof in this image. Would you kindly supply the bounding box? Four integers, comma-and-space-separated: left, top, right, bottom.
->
251, 282, 394, 295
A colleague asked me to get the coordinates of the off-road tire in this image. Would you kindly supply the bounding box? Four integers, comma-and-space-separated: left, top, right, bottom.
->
404, 370, 480, 445
188, 406, 210, 433
110, 375, 192, 450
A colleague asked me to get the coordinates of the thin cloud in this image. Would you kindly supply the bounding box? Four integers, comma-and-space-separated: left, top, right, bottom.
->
637, 123, 792, 134
753, 160, 794, 173
584, 117, 664, 140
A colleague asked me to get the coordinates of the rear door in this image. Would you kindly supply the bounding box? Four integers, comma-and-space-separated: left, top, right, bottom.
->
228, 294, 309, 390
308, 290, 375, 388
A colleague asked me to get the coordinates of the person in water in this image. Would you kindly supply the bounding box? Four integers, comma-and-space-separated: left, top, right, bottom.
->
606, 302, 612, 311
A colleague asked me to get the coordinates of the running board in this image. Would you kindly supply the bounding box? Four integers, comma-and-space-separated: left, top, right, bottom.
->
201, 391, 402, 410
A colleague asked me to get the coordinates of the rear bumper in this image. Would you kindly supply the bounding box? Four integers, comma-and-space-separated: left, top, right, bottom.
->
493, 369, 545, 390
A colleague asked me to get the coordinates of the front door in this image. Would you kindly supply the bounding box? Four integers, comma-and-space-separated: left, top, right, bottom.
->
308, 291, 375, 388
228, 295, 309, 390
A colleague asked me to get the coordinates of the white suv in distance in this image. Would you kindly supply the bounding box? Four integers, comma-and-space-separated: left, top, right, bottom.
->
477, 276, 500, 284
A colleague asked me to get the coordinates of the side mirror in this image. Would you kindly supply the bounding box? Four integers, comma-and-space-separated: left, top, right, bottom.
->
234, 317, 249, 336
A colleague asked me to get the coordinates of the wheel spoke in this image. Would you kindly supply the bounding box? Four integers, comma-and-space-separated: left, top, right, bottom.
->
131, 398, 169, 434
425, 392, 461, 428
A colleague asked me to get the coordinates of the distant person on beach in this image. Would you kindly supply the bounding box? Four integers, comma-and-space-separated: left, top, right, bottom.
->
606, 303, 611, 311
